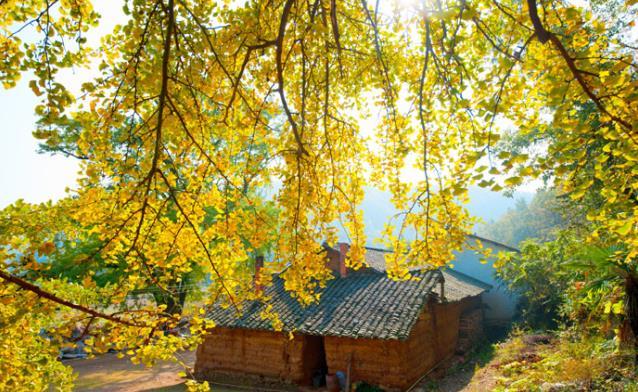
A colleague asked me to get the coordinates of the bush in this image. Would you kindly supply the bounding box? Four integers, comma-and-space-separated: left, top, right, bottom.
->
495, 232, 579, 329
486, 330, 637, 391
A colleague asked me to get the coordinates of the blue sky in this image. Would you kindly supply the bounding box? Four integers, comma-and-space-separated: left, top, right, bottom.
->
0, 74, 80, 208
0, 3, 125, 208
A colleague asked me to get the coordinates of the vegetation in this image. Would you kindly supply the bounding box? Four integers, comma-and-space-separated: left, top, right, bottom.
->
484, 129, 638, 386
470, 331, 638, 391
478, 189, 565, 247
481, 54, 638, 382
1, 0, 637, 390
484, 163, 638, 386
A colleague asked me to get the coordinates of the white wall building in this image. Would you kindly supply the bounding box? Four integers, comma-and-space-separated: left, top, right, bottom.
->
450, 234, 519, 325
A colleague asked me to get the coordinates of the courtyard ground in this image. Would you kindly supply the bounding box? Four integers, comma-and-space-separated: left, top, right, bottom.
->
69, 351, 196, 392
69, 350, 282, 391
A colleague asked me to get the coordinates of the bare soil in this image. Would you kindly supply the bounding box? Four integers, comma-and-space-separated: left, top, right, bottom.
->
413, 334, 550, 392
69, 351, 196, 392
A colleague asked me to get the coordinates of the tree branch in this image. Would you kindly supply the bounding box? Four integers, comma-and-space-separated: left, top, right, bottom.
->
526, 0, 633, 134
0, 270, 146, 328
276, 0, 309, 156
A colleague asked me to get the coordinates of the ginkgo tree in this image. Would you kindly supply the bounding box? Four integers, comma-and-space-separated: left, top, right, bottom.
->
1, 0, 637, 389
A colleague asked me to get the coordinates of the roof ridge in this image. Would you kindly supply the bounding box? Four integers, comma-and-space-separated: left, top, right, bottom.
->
363, 245, 393, 252
442, 268, 493, 290
466, 234, 520, 252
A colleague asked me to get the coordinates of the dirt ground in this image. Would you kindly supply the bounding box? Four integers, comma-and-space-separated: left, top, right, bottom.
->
69, 351, 267, 391
413, 335, 553, 392
69, 351, 196, 392
408, 356, 485, 392
433, 365, 498, 392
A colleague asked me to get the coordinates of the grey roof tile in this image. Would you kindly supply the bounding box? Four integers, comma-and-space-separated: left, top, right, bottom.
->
207, 247, 490, 340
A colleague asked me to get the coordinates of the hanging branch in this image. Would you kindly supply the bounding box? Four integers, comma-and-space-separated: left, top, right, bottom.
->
0, 270, 147, 328
276, 0, 309, 156
330, 0, 344, 75
526, 0, 634, 135
127, 0, 176, 257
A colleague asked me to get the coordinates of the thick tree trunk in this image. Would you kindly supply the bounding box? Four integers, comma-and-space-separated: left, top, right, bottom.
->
152, 282, 188, 317
625, 274, 638, 365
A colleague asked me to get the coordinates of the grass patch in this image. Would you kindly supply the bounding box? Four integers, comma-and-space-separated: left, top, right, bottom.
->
478, 330, 638, 391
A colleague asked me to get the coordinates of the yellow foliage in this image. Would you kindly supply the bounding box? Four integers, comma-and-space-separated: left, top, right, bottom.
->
0, 0, 636, 389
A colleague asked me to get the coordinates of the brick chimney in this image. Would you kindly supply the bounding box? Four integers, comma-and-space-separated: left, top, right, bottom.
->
337, 243, 349, 278
254, 255, 264, 293
325, 242, 349, 278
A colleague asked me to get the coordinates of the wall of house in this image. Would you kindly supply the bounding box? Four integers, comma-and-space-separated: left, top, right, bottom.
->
452, 236, 518, 325
398, 300, 465, 388
324, 334, 405, 389
457, 306, 484, 353
323, 297, 480, 391
194, 327, 308, 383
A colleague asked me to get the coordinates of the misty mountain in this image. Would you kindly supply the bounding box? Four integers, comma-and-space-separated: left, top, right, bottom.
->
355, 186, 533, 244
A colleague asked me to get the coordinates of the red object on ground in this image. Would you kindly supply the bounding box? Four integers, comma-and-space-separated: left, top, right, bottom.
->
325, 373, 340, 392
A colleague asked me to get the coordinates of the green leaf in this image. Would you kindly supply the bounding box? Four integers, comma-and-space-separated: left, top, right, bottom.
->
504, 176, 523, 187
617, 221, 633, 236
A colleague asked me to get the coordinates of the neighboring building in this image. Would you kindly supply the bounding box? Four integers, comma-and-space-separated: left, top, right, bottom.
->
195, 244, 491, 391
452, 234, 519, 326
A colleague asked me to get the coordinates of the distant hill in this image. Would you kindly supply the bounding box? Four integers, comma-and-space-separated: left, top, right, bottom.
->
466, 187, 533, 224
266, 181, 534, 245
354, 186, 534, 244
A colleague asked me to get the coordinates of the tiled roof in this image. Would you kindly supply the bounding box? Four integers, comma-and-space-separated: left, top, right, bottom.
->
442, 269, 491, 302
207, 247, 490, 340
361, 246, 393, 272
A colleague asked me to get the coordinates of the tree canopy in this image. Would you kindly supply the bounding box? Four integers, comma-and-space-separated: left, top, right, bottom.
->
478, 188, 567, 247
1, 0, 637, 389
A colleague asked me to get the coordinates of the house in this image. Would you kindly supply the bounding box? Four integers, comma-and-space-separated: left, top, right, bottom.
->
195, 243, 491, 391
452, 234, 519, 326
